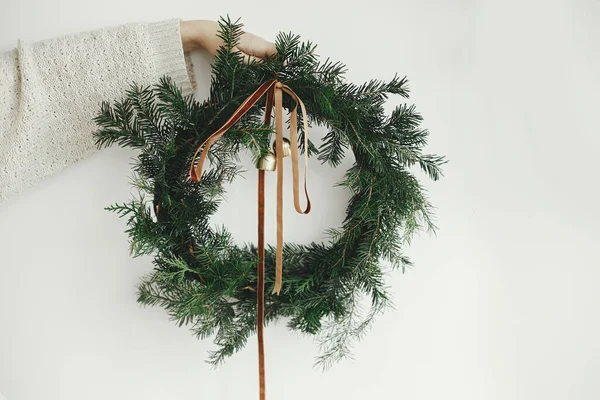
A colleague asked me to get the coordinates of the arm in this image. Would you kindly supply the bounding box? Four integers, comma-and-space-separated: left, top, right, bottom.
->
0, 19, 193, 204
0, 18, 274, 205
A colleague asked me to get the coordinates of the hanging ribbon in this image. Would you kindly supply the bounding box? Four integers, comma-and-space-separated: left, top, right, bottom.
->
188, 79, 311, 400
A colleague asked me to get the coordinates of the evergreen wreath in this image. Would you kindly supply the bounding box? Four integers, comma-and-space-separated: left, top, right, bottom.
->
93, 16, 445, 368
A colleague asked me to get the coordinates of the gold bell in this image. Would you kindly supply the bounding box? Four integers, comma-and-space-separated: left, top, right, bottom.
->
272, 137, 292, 158
256, 152, 277, 171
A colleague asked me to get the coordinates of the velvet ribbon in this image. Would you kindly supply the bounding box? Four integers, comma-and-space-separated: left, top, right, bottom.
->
189, 79, 311, 399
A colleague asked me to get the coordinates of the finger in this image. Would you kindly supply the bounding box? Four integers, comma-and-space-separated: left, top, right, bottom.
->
231, 46, 260, 64
238, 32, 277, 59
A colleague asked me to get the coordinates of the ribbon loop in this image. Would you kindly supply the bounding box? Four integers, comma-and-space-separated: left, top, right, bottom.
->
281, 84, 312, 215
189, 79, 278, 182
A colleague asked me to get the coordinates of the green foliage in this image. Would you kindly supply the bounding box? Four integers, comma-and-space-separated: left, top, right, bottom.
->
93, 16, 445, 369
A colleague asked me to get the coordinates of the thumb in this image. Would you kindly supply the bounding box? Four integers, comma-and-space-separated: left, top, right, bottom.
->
231, 46, 260, 64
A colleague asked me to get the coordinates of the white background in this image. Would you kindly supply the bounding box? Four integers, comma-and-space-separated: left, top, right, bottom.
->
1, 1, 599, 399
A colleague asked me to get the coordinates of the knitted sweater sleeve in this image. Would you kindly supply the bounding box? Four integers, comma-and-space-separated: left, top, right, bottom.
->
0, 19, 194, 203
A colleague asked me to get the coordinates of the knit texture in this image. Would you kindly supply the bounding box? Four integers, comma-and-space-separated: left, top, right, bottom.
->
0, 19, 194, 204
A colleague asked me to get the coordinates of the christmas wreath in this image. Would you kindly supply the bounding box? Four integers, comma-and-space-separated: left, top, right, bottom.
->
94, 17, 444, 370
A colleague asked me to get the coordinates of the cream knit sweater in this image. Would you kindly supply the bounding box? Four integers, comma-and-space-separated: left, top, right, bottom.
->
0, 19, 194, 204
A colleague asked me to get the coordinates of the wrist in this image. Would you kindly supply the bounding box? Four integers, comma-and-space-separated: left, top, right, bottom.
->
180, 20, 211, 52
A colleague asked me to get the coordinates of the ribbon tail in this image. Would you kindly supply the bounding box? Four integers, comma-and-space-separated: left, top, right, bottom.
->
273, 83, 284, 295
257, 169, 266, 400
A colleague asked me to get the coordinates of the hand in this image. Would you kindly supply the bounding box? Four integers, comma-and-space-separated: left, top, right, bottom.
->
180, 20, 277, 62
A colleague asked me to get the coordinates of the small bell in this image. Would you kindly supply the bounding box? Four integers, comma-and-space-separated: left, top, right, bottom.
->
256, 152, 277, 171
272, 137, 292, 158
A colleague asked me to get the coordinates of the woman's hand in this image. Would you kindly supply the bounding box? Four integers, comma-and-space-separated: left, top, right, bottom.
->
180, 20, 277, 62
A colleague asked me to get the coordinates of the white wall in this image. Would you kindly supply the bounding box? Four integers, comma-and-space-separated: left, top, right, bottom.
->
1, 1, 599, 399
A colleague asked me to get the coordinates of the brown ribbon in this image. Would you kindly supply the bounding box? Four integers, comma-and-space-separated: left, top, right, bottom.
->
188, 79, 311, 400
257, 169, 266, 400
